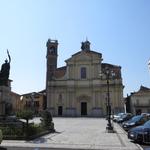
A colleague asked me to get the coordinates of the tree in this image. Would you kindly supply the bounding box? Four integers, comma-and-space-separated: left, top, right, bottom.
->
41, 110, 54, 131
16, 109, 34, 130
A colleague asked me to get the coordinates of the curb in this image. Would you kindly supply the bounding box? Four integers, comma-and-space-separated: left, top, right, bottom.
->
114, 122, 143, 150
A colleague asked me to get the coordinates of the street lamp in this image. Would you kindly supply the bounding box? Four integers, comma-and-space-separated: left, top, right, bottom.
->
100, 67, 115, 132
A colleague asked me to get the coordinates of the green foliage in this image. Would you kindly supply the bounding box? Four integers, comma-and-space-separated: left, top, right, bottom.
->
0, 124, 46, 139
0, 129, 2, 144
26, 124, 45, 136
0, 110, 54, 140
0, 126, 23, 137
16, 109, 34, 121
26, 124, 37, 136
41, 110, 54, 130
16, 109, 34, 128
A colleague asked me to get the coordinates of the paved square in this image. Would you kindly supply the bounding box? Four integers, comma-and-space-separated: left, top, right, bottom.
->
2, 118, 141, 150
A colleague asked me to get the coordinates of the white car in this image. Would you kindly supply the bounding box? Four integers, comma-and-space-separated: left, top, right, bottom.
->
113, 113, 125, 122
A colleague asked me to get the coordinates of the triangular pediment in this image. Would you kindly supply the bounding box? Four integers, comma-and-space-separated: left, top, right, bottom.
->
67, 51, 91, 62
66, 50, 102, 64
75, 52, 92, 61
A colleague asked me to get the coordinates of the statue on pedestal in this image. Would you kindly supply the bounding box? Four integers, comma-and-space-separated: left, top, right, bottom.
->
0, 50, 11, 86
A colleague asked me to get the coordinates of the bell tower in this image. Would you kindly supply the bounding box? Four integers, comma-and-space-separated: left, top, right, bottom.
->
46, 39, 58, 83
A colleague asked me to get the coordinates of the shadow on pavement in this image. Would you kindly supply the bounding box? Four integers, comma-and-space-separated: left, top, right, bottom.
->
0, 147, 7, 150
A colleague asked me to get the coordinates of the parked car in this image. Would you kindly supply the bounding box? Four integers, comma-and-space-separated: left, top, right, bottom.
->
128, 120, 150, 143
113, 113, 125, 122
116, 113, 133, 123
122, 115, 150, 131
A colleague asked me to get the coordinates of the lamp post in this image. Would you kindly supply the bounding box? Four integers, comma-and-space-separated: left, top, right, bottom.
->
100, 67, 115, 132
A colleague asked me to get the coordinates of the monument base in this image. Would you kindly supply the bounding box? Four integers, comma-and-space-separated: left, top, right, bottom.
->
0, 86, 11, 116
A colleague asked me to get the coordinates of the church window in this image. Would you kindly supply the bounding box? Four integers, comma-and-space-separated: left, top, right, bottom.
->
58, 94, 62, 103
81, 67, 86, 79
59, 94, 62, 100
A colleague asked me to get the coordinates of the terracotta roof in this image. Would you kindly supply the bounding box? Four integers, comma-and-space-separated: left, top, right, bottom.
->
101, 63, 121, 68
139, 86, 150, 92
54, 66, 66, 78
131, 86, 150, 96
101, 63, 121, 79
10, 91, 20, 96
38, 89, 46, 94
21, 92, 38, 96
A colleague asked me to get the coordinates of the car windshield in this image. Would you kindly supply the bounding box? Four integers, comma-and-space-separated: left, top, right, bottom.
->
120, 114, 126, 119
122, 114, 130, 118
144, 120, 150, 128
116, 113, 124, 116
130, 115, 142, 122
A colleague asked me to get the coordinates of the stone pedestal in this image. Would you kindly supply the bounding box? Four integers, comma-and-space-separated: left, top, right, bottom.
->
0, 86, 11, 116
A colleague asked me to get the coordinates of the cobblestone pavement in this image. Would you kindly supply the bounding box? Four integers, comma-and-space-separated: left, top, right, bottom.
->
1, 118, 142, 150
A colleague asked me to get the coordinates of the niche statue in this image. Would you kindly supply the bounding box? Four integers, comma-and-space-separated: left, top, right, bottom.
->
0, 50, 11, 86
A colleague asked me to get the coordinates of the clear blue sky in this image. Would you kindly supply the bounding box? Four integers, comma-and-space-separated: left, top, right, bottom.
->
0, 0, 150, 96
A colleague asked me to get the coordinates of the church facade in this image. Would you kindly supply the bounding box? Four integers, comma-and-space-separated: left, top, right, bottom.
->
46, 39, 124, 117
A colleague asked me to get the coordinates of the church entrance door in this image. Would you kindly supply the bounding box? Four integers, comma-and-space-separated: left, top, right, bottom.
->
81, 102, 87, 116
58, 106, 63, 116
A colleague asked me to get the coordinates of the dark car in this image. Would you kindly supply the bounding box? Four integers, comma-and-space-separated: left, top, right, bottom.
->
128, 120, 150, 144
122, 115, 150, 131
116, 113, 133, 123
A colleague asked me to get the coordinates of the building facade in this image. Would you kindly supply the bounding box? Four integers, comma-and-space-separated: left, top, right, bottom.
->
11, 90, 46, 114
46, 39, 124, 117
126, 86, 150, 115
10, 91, 21, 113
20, 91, 46, 114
